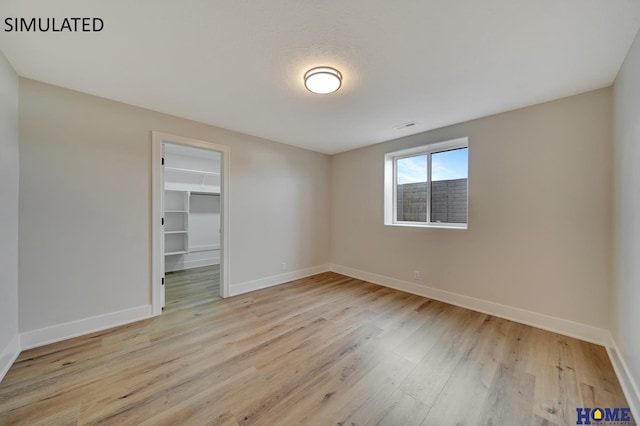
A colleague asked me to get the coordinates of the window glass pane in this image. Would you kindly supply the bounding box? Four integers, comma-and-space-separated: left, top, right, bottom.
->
396, 155, 427, 222
430, 148, 468, 223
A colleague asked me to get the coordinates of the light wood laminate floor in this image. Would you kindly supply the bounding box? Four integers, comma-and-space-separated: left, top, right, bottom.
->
0, 267, 633, 425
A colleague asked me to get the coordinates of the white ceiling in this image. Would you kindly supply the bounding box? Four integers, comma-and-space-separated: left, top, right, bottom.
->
2, 1, 639, 155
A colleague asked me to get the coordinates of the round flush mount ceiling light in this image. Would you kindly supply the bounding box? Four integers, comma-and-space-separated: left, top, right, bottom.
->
304, 66, 342, 94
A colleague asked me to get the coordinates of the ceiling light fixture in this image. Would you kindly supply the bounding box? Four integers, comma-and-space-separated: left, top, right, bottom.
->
304, 67, 342, 94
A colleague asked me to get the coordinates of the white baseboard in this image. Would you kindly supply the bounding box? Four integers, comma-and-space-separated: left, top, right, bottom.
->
606, 334, 640, 422
329, 264, 610, 346
165, 257, 220, 272
230, 264, 331, 297
0, 334, 20, 383
20, 305, 154, 350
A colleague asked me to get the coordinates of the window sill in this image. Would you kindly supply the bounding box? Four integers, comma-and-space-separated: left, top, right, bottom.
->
385, 222, 467, 230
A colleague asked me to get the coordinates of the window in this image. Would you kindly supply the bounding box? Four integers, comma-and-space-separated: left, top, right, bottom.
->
384, 137, 468, 228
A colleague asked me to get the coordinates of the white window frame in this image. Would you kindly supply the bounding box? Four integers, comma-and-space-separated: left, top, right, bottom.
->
384, 137, 468, 229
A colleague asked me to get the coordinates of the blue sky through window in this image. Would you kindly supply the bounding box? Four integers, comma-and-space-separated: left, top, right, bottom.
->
397, 148, 467, 184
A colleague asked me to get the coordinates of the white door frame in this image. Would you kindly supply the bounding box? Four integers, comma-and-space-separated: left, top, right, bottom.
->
151, 131, 230, 315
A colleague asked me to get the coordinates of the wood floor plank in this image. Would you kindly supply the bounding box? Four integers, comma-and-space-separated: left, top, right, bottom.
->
331, 351, 418, 426
399, 308, 490, 407
236, 323, 384, 425
420, 316, 512, 425
478, 362, 536, 426
0, 266, 633, 425
364, 388, 431, 426
532, 332, 584, 425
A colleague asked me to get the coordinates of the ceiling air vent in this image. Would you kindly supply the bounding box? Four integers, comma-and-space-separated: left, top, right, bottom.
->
392, 121, 416, 130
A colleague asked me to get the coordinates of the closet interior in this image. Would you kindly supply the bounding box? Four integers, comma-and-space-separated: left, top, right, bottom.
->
163, 143, 221, 297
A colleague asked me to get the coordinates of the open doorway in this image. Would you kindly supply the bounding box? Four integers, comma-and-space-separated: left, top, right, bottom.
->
164, 144, 221, 308
151, 132, 230, 316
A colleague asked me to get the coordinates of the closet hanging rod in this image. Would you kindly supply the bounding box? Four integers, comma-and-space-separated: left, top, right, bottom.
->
190, 191, 220, 196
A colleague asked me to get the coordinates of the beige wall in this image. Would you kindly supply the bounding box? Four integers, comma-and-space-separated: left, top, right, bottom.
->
18, 78, 331, 333
331, 88, 612, 328
0, 51, 19, 374
612, 28, 640, 399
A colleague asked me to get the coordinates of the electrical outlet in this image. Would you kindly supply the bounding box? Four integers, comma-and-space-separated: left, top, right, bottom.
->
281, 262, 287, 271
413, 271, 420, 280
